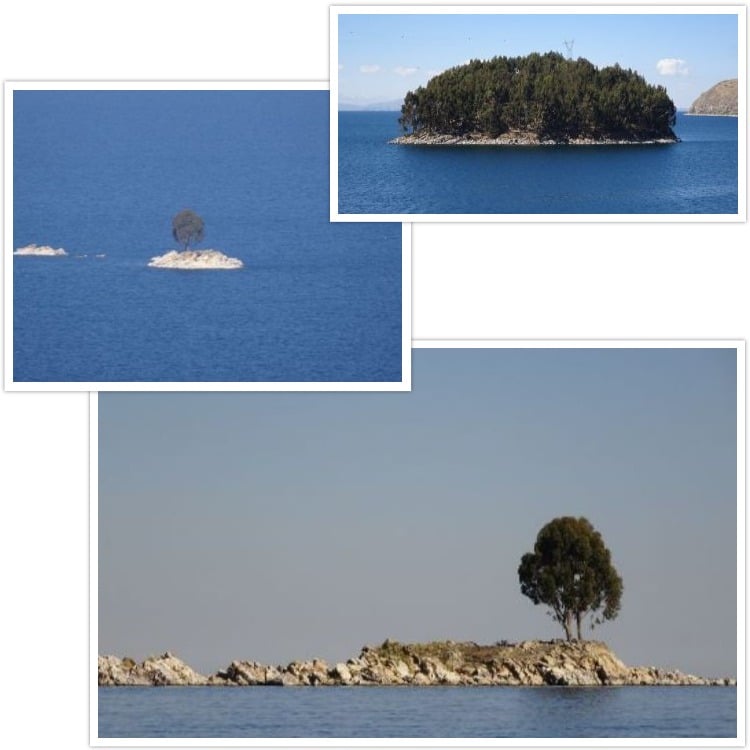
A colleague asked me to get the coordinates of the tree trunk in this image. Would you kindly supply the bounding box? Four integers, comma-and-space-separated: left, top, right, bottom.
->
562, 612, 574, 641
576, 611, 583, 640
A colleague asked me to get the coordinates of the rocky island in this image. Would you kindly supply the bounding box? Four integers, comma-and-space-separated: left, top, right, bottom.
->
147, 249, 243, 270
688, 79, 738, 116
99, 639, 734, 687
391, 52, 678, 146
14, 244, 68, 256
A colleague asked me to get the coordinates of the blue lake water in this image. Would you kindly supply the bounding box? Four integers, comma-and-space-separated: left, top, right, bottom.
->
98, 685, 736, 738
338, 111, 738, 215
13, 91, 403, 383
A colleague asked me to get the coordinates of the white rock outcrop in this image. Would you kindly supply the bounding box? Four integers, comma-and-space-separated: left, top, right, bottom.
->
148, 249, 243, 270
99, 640, 736, 688
98, 652, 208, 686
14, 244, 67, 256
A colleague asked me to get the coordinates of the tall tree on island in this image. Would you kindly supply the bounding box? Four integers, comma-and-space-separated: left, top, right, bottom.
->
172, 209, 205, 251
518, 516, 623, 641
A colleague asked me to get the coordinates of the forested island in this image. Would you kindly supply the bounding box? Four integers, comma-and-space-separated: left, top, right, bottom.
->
393, 52, 678, 145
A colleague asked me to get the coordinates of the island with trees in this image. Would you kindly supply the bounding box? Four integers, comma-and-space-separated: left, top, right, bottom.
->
148, 209, 243, 270
392, 52, 678, 146
99, 515, 733, 688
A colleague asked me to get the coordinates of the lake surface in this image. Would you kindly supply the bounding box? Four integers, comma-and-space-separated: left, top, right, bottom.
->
98, 686, 736, 738
13, 91, 403, 383
338, 111, 738, 215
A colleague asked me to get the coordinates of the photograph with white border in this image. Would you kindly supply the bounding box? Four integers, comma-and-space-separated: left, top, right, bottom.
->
6, 82, 411, 391
331, 4, 745, 222
93, 340, 743, 743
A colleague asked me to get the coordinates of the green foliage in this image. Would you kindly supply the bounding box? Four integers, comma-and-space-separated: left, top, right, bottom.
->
172, 209, 205, 251
399, 52, 676, 140
518, 516, 623, 640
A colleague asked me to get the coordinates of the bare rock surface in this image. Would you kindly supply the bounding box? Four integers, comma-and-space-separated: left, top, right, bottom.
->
148, 249, 243, 270
14, 244, 68, 256
99, 640, 735, 687
98, 653, 207, 686
688, 79, 738, 116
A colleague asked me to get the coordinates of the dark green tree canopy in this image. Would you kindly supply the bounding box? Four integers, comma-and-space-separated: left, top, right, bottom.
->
172, 209, 205, 251
399, 51, 676, 141
518, 516, 623, 641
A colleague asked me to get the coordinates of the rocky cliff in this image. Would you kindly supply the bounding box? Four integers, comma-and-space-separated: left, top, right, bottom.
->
688, 79, 738, 116
148, 249, 243, 270
99, 640, 734, 687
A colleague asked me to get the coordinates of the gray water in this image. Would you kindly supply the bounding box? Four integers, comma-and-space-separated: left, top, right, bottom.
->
98, 685, 736, 738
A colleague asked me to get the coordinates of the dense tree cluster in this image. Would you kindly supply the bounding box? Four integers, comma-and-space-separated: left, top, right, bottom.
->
399, 52, 676, 141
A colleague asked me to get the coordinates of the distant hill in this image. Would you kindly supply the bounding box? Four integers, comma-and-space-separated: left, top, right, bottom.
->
688, 79, 738, 116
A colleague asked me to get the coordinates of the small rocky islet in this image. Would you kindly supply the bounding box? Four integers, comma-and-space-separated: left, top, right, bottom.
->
99, 639, 734, 688
13, 244, 68, 256
147, 249, 243, 270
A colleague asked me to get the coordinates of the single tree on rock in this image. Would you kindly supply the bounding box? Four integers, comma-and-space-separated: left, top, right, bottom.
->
518, 516, 623, 641
172, 209, 205, 251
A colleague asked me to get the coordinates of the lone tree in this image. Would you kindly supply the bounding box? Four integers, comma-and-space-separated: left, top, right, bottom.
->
172, 209, 205, 251
518, 516, 623, 641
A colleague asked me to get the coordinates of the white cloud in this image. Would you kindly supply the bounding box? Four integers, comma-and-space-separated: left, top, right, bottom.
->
338, 63, 344, 71
656, 58, 689, 76
393, 66, 418, 77
359, 64, 381, 74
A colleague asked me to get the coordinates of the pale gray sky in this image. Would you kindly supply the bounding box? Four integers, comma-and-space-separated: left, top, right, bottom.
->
99, 347, 737, 678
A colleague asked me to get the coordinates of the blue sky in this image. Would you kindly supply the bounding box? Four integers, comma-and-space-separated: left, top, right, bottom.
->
99, 347, 737, 677
338, 12, 739, 109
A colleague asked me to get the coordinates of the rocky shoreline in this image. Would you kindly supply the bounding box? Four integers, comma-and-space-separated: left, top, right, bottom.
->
99, 639, 734, 688
147, 249, 243, 270
390, 132, 678, 146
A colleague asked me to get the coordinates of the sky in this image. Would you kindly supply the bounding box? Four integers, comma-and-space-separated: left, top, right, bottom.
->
98, 346, 738, 678
337, 11, 739, 110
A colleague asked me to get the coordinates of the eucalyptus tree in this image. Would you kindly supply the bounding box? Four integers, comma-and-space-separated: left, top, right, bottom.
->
518, 516, 623, 641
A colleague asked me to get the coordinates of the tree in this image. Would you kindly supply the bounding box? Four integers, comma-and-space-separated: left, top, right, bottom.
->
518, 516, 623, 641
172, 209, 205, 251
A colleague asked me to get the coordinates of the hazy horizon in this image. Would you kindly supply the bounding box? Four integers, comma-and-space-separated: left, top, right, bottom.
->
337, 12, 738, 111
99, 347, 738, 677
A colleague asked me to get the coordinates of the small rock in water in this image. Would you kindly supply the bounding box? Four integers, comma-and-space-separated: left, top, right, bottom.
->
14, 244, 68, 256
148, 249, 243, 270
